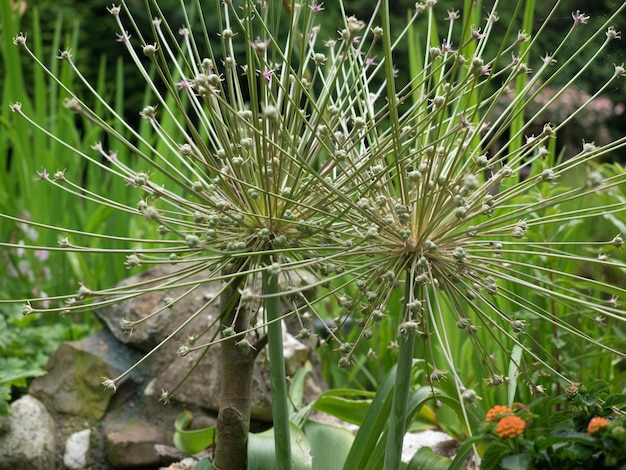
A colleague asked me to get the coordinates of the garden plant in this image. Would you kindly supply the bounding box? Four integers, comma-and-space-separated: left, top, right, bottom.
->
1, 0, 626, 469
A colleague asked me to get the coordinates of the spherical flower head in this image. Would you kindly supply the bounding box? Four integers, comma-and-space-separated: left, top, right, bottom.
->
496, 415, 525, 439
486, 405, 513, 422
587, 416, 610, 435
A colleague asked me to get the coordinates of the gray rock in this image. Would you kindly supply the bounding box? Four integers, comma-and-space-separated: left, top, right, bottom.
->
104, 420, 168, 468
95, 264, 322, 420
64, 428, 92, 469
95, 264, 222, 353
0, 395, 56, 470
29, 329, 142, 420
19, 264, 325, 469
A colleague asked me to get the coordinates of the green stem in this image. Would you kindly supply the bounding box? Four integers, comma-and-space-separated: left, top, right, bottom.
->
506, 0, 535, 168
263, 264, 292, 470
383, 281, 416, 470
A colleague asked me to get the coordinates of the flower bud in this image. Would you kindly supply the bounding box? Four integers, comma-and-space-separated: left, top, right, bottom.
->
143, 44, 158, 57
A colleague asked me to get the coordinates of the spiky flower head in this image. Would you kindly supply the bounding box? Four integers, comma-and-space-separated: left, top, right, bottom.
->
2, 0, 626, 448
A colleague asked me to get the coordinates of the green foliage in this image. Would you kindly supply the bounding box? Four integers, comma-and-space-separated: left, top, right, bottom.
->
442, 381, 626, 469
173, 361, 472, 468
173, 362, 355, 469
0, 303, 91, 416
0, 0, 149, 415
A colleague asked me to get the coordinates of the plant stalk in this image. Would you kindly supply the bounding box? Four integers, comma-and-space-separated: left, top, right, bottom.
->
383, 278, 416, 470
214, 274, 256, 470
263, 264, 292, 470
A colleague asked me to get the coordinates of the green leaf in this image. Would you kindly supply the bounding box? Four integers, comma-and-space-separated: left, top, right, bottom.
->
502, 453, 531, 470
539, 430, 597, 448
603, 213, 626, 237
173, 411, 217, 455
248, 423, 312, 470
449, 436, 484, 470
193, 457, 212, 470
507, 345, 523, 408
312, 390, 374, 425
304, 420, 354, 470
407, 446, 451, 470
290, 361, 313, 412
604, 393, 626, 410
0, 386, 11, 417
342, 365, 396, 470
0, 369, 46, 387
480, 443, 511, 470
548, 411, 574, 430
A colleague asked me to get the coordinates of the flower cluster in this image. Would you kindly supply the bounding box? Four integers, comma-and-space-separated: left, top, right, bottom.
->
483, 405, 526, 440
587, 416, 610, 435
473, 384, 626, 468
486, 405, 514, 422
496, 415, 526, 439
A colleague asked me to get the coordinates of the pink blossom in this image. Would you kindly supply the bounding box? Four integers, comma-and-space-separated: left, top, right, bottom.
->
572, 10, 589, 26
35, 250, 49, 262
38, 291, 50, 309
261, 69, 273, 82
365, 56, 378, 67
470, 26, 485, 41
176, 79, 194, 90
116, 31, 131, 43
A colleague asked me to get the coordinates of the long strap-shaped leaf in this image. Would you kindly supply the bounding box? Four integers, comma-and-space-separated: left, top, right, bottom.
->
342, 364, 397, 470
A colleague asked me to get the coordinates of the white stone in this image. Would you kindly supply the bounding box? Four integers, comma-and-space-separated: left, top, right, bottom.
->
283, 328, 310, 375
144, 378, 157, 396
401, 430, 453, 463
64, 428, 92, 469
0, 395, 56, 469
159, 457, 198, 470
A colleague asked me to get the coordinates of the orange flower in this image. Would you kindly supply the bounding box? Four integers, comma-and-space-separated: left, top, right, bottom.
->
587, 417, 610, 435
486, 405, 513, 422
496, 415, 526, 439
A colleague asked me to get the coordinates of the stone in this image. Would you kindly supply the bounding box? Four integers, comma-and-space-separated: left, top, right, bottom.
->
95, 264, 323, 420
155, 344, 274, 421
29, 329, 142, 420
0, 395, 56, 470
401, 430, 458, 463
283, 325, 310, 376
104, 420, 168, 468
154, 444, 211, 466
95, 265, 223, 353
64, 428, 92, 469
160, 457, 198, 470
0, 415, 10, 436
95, 264, 316, 353
19, 264, 326, 468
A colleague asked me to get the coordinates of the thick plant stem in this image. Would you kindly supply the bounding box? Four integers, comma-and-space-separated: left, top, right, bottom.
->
383, 284, 416, 470
384, 333, 416, 470
214, 275, 256, 470
263, 265, 292, 470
